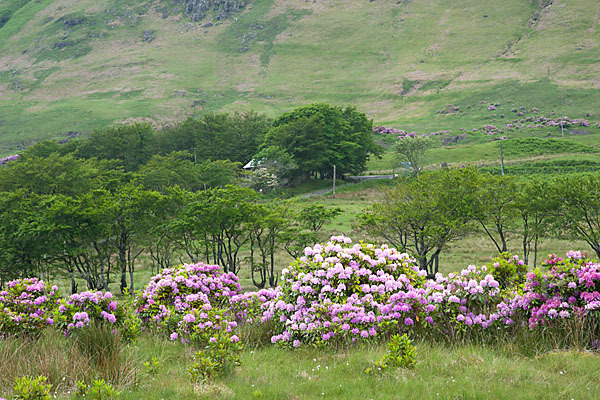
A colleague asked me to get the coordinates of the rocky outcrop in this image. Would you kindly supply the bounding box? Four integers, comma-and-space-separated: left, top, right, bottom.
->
172, 0, 248, 22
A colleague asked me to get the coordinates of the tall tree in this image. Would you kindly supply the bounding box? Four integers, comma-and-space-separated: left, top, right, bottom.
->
514, 178, 557, 266
77, 123, 155, 171
358, 168, 479, 277
554, 174, 600, 259
393, 136, 434, 176
472, 174, 517, 253
262, 103, 381, 181
153, 112, 269, 164
101, 183, 162, 293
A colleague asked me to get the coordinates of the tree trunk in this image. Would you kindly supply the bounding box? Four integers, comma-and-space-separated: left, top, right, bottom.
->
119, 233, 128, 294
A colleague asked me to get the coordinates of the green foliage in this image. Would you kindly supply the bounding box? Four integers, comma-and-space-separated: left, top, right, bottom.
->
142, 357, 161, 376
250, 146, 297, 191
394, 136, 434, 175
155, 112, 269, 165
472, 174, 517, 253
365, 334, 417, 374
358, 167, 480, 276
487, 253, 528, 290
77, 123, 155, 172
554, 173, 600, 259
188, 334, 244, 383
501, 137, 599, 157
12, 375, 52, 400
263, 104, 381, 181
514, 177, 558, 266
0, 153, 123, 196
75, 379, 119, 399
298, 204, 343, 235
136, 151, 240, 192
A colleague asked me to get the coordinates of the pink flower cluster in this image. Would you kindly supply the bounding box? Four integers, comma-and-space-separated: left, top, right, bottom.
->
136, 262, 243, 344
497, 253, 600, 330
54, 290, 127, 335
265, 236, 428, 345
0, 278, 60, 337
0, 154, 19, 165
246, 237, 600, 347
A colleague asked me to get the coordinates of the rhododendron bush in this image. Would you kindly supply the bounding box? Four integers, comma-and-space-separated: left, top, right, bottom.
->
0, 278, 60, 337
2, 237, 600, 351
0, 278, 136, 339
497, 252, 600, 341
267, 236, 428, 346
252, 237, 600, 348
136, 262, 243, 345
54, 290, 138, 341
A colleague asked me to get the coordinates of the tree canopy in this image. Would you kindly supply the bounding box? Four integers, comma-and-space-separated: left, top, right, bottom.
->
261, 103, 381, 181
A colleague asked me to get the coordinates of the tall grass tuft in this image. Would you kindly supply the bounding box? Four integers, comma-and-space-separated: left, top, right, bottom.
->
0, 326, 138, 396
74, 323, 138, 386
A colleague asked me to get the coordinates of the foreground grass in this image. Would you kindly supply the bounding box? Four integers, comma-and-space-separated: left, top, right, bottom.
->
3, 332, 600, 399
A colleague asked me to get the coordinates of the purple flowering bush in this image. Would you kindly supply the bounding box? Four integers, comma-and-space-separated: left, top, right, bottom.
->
0, 278, 61, 337
422, 264, 505, 341
137, 262, 243, 345
53, 290, 138, 341
503, 253, 600, 334
254, 236, 600, 349
267, 235, 427, 346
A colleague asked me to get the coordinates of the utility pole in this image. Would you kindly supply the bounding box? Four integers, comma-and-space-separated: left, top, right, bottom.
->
193, 147, 197, 165
332, 165, 336, 199
500, 140, 505, 176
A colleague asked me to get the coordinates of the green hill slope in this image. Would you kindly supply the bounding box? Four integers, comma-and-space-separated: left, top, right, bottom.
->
0, 0, 599, 153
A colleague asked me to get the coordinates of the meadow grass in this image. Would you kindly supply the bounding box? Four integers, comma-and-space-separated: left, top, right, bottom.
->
0, 0, 599, 152
4, 331, 600, 399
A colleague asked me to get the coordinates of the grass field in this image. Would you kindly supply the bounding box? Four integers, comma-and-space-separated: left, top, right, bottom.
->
0, 0, 599, 153
3, 332, 600, 399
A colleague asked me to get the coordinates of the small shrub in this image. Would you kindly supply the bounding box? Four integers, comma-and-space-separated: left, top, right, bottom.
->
137, 262, 242, 342
12, 375, 52, 400
75, 378, 119, 399
53, 290, 136, 341
381, 333, 417, 369
0, 278, 61, 337
188, 334, 244, 383
365, 334, 417, 374
487, 253, 527, 290
142, 357, 161, 376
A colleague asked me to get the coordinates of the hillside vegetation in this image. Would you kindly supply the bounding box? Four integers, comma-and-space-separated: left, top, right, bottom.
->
0, 0, 599, 153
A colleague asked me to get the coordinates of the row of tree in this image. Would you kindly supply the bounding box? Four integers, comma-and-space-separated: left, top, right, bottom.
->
358, 168, 600, 277
0, 180, 341, 292
26, 103, 381, 187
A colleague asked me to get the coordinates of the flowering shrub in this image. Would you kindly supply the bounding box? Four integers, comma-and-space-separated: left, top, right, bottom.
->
137, 263, 242, 344
229, 288, 280, 327
0, 278, 60, 337
502, 252, 600, 334
53, 290, 138, 341
422, 264, 505, 340
267, 236, 427, 346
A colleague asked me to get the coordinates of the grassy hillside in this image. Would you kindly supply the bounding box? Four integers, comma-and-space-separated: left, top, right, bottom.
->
0, 0, 599, 154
